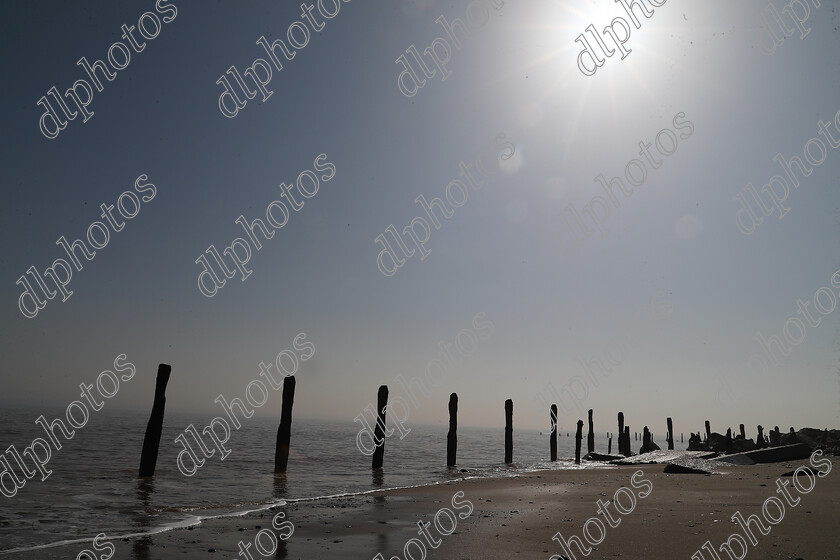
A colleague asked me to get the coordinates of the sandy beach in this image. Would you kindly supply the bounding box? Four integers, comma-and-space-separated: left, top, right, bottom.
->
15, 457, 837, 560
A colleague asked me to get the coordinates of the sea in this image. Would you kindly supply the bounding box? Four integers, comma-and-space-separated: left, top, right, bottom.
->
0, 406, 664, 554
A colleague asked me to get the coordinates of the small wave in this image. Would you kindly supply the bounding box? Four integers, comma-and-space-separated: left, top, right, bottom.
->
0, 455, 615, 555
0, 501, 286, 556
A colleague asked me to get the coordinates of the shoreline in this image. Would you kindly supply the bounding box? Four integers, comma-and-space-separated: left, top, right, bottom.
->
7, 457, 838, 560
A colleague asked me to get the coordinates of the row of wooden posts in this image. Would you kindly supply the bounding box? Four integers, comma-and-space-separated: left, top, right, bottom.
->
369, 386, 688, 468
135, 368, 713, 478
137, 364, 297, 477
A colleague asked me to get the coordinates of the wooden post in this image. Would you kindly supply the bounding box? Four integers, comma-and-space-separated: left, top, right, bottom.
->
608, 436, 612, 454
550, 404, 558, 462
642, 426, 653, 453
756, 425, 765, 449
274, 376, 296, 473
624, 426, 630, 456
447, 393, 458, 467
705, 420, 711, 442
725, 428, 732, 455
575, 419, 584, 464
372, 386, 388, 469
666, 417, 674, 450
504, 399, 513, 464
587, 409, 594, 454
681, 433, 683, 443
617, 412, 625, 457
139, 364, 172, 477
739, 424, 746, 440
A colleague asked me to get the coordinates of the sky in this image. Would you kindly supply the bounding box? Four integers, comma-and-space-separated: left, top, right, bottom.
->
1, 0, 839, 438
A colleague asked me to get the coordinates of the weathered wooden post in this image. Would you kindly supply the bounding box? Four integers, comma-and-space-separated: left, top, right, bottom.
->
773, 426, 783, 446
587, 409, 594, 454
624, 426, 630, 456
550, 404, 558, 462
575, 419, 584, 464
725, 428, 732, 454
138, 364, 172, 477
274, 376, 296, 473
756, 425, 766, 449
705, 420, 711, 442
607, 436, 612, 454
681, 433, 683, 443
641, 426, 653, 453
739, 424, 746, 440
666, 417, 674, 450
372, 386, 388, 469
504, 399, 513, 464
617, 412, 625, 456
447, 393, 458, 467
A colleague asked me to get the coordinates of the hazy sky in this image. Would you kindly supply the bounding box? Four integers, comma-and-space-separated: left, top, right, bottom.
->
2, 0, 839, 437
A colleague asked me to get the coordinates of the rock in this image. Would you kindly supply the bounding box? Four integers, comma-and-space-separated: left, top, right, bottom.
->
732, 438, 755, 453
779, 426, 800, 446
584, 452, 624, 461
664, 463, 711, 474
687, 432, 709, 451
707, 432, 730, 453
716, 443, 811, 465
640, 426, 661, 454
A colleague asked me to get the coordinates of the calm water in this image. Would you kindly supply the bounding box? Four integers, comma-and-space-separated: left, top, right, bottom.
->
0, 406, 656, 553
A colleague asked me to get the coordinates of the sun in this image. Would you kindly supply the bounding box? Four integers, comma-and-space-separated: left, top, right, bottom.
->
580, 0, 622, 25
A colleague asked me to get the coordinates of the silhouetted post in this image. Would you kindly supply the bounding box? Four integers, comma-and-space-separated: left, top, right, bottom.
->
139, 364, 172, 477
617, 412, 625, 456
274, 376, 296, 473
575, 420, 584, 464
608, 436, 612, 454
681, 433, 683, 443
550, 405, 558, 462
642, 426, 652, 452
372, 386, 388, 469
739, 424, 745, 440
504, 399, 513, 464
587, 409, 594, 454
756, 425, 766, 449
705, 420, 711, 442
666, 417, 674, 450
447, 393, 458, 467
725, 428, 732, 455
624, 427, 630, 456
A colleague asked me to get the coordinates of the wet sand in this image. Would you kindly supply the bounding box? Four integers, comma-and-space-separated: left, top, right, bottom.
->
12, 458, 839, 560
